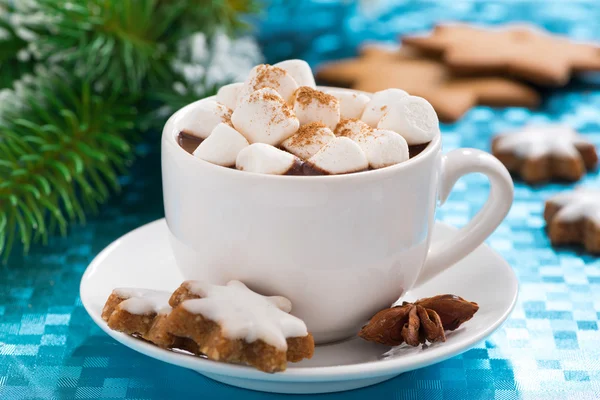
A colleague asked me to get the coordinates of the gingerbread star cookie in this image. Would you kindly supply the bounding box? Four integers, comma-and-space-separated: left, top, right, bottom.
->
316, 46, 539, 122
492, 125, 598, 184
166, 280, 314, 373
103, 281, 315, 373
102, 288, 199, 353
402, 24, 600, 86
545, 188, 600, 253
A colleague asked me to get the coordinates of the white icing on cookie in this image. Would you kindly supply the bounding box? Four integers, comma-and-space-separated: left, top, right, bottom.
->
548, 187, 600, 225
494, 125, 592, 159
181, 280, 307, 350
112, 288, 172, 315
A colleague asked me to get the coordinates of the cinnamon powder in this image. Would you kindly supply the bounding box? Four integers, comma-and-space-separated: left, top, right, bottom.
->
335, 118, 372, 137
286, 122, 328, 147
248, 90, 295, 125
251, 64, 287, 90
293, 87, 336, 108
221, 112, 232, 126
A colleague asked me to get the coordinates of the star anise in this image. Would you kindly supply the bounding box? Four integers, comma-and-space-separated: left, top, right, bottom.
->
358, 294, 479, 347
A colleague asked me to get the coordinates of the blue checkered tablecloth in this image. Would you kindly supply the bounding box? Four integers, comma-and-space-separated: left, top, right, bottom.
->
2, 1, 600, 399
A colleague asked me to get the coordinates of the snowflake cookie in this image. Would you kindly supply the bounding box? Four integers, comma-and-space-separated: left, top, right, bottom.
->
492, 125, 598, 184
102, 288, 199, 353
166, 280, 314, 372
544, 188, 600, 253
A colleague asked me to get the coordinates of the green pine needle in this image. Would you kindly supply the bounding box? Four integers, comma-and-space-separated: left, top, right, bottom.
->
0, 69, 136, 260
0, 0, 259, 260
0, 14, 35, 88
177, 0, 261, 34
1, 0, 259, 95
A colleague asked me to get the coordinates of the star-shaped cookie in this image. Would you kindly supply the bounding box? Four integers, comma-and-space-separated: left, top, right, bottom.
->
403, 24, 600, 86
545, 188, 600, 253
316, 46, 539, 122
492, 125, 597, 184
102, 288, 200, 353
103, 281, 315, 373
166, 280, 314, 372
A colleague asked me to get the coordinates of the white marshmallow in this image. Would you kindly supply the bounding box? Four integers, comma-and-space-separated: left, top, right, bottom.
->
273, 59, 316, 88
334, 118, 372, 139
193, 123, 249, 167
291, 87, 340, 130
377, 95, 439, 145
352, 129, 409, 169
326, 90, 370, 120
238, 64, 299, 104
361, 88, 409, 127
236, 143, 298, 175
308, 137, 368, 175
281, 122, 335, 160
216, 82, 243, 110
178, 100, 232, 139
231, 88, 300, 146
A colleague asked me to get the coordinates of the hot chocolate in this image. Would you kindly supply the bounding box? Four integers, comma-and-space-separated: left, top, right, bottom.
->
175, 60, 439, 176
177, 132, 428, 176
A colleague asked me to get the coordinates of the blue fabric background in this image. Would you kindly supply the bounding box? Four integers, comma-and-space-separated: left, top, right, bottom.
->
2, 1, 600, 399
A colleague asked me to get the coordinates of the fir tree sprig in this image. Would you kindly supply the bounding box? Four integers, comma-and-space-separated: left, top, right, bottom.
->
0, 13, 34, 89
0, 0, 260, 260
1, 0, 260, 94
0, 68, 136, 259
180, 0, 262, 33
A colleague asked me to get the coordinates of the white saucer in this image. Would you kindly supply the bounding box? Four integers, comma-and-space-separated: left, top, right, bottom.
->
80, 219, 518, 394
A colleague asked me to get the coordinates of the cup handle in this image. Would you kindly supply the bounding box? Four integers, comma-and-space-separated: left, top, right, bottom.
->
414, 148, 514, 287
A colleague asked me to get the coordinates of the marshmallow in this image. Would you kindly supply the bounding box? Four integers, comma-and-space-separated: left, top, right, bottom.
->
238, 64, 299, 104
178, 100, 232, 139
361, 88, 408, 127
273, 59, 316, 88
231, 88, 300, 146
281, 122, 335, 160
193, 123, 249, 167
308, 137, 368, 175
216, 82, 243, 110
327, 90, 371, 119
377, 95, 439, 145
352, 129, 409, 169
236, 143, 298, 175
291, 87, 340, 130
334, 118, 373, 139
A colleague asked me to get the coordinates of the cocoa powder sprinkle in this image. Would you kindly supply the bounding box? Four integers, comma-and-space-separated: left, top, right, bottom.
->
282, 104, 294, 118
252, 64, 287, 91
287, 122, 328, 147
248, 90, 295, 125
216, 104, 233, 126
334, 118, 372, 137
262, 93, 282, 102
221, 112, 232, 126
293, 86, 337, 108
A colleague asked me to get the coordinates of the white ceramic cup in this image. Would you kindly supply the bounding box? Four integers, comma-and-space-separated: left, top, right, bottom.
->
161, 90, 514, 344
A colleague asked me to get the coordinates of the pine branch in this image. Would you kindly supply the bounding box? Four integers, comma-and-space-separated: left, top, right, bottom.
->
1, 0, 260, 95
0, 0, 261, 260
3, 0, 174, 94
176, 0, 261, 34
0, 14, 34, 89
0, 69, 136, 260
